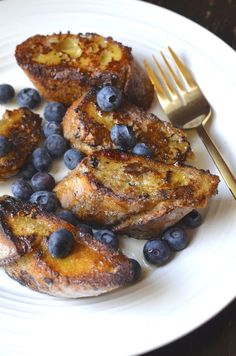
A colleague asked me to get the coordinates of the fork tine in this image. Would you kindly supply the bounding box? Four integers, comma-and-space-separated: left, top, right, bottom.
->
168, 47, 197, 88
152, 55, 178, 101
143, 59, 170, 104
160, 51, 185, 94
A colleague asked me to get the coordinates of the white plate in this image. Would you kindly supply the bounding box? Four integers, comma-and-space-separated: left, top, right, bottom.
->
0, 0, 236, 355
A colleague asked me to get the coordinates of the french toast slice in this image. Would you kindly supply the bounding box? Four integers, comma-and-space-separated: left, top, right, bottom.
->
54, 150, 220, 239
63, 89, 191, 164
0, 196, 137, 298
15, 33, 154, 109
0, 108, 42, 180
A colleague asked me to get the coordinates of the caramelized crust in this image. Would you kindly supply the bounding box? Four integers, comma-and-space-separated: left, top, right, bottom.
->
54, 150, 220, 239
0, 196, 136, 297
0, 108, 42, 180
0, 195, 75, 265
15, 33, 154, 109
63, 89, 191, 164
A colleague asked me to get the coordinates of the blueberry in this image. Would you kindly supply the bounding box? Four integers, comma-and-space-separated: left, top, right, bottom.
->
0, 135, 12, 157
43, 121, 62, 138
93, 229, 119, 250
0, 84, 15, 104
143, 239, 172, 266
48, 228, 74, 258
64, 149, 84, 170
32, 148, 52, 172
29, 191, 59, 212
44, 102, 67, 123
182, 210, 203, 229
129, 258, 141, 282
31, 172, 55, 192
110, 124, 136, 150
11, 179, 33, 200
132, 143, 152, 157
20, 161, 37, 179
57, 210, 78, 226
16, 88, 41, 109
96, 86, 123, 112
79, 223, 93, 235
80, 225, 93, 235
162, 226, 188, 251
44, 134, 67, 158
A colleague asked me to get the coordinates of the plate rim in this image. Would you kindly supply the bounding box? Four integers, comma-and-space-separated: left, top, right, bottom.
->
0, 0, 236, 355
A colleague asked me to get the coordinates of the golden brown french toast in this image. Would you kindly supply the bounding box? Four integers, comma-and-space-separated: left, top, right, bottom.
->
0, 108, 42, 180
63, 89, 191, 164
54, 150, 220, 239
15, 33, 154, 109
0, 196, 137, 297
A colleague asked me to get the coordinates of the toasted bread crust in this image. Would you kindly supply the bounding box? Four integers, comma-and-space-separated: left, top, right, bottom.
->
63, 89, 191, 164
0, 195, 75, 265
5, 234, 135, 298
0, 196, 136, 297
54, 150, 219, 238
0, 108, 42, 180
15, 33, 154, 109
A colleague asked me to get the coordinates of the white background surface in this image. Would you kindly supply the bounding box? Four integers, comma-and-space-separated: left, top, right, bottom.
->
0, 0, 236, 355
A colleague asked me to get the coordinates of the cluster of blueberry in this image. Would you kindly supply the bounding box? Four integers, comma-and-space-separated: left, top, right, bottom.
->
0, 87, 84, 212
143, 210, 202, 266
97, 86, 152, 157
0, 83, 41, 107
11, 100, 67, 211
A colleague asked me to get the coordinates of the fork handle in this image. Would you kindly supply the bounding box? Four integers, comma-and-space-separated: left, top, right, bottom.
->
196, 124, 236, 199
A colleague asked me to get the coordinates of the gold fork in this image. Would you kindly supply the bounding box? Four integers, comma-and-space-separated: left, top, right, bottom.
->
144, 47, 236, 199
